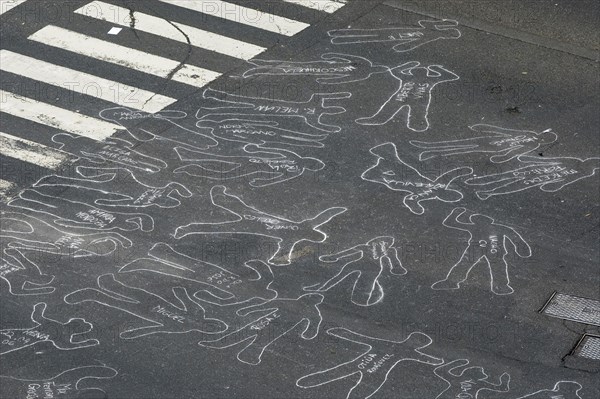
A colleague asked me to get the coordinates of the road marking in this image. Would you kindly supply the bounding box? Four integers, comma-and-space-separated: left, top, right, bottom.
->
29, 26, 221, 89
0, 0, 28, 16
0, 89, 121, 141
158, 0, 310, 36
281, 0, 347, 13
0, 131, 67, 169
0, 50, 176, 113
75, 1, 267, 60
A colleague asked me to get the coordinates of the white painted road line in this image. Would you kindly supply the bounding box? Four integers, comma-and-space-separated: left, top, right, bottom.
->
0, 0, 28, 16
0, 131, 68, 169
29, 26, 222, 89
280, 0, 347, 13
0, 90, 121, 141
0, 50, 177, 113
158, 0, 310, 36
75, 1, 267, 60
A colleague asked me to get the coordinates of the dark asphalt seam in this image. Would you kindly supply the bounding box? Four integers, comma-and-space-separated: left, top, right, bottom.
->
383, 1, 599, 62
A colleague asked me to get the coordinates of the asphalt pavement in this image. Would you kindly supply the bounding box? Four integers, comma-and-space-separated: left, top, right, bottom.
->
1, 1, 599, 398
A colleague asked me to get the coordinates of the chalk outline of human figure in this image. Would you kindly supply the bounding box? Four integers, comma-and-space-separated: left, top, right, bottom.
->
34, 166, 193, 208
51, 131, 168, 173
361, 142, 473, 215
195, 118, 329, 149
64, 273, 227, 339
0, 302, 99, 355
431, 207, 532, 295
99, 106, 219, 149
355, 63, 460, 131
174, 185, 347, 266
0, 364, 118, 399
465, 155, 600, 200
410, 125, 559, 163
242, 53, 390, 84
8, 188, 155, 232
296, 327, 444, 399
173, 144, 325, 187
197, 88, 352, 133
515, 381, 583, 399
118, 242, 277, 306
328, 19, 461, 52
303, 236, 407, 306
1, 247, 55, 295
1, 211, 132, 258
198, 292, 325, 365
433, 359, 511, 399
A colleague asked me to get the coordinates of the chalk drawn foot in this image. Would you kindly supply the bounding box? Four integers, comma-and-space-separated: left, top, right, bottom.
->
431, 279, 461, 290
492, 284, 514, 295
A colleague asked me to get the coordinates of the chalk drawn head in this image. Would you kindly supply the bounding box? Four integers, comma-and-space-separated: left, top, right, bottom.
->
469, 214, 494, 225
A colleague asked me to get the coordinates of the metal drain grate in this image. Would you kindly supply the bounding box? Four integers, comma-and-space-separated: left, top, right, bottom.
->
540, 292, 600, 326
572, 335, 600, 361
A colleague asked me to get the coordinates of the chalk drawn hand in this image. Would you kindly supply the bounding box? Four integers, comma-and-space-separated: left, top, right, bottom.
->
174, 185, 347, 265
432, 208, 531, 295
305, 237, 406, 306
119, 243, 277, 305
433, 359, 511, 399
328, 19, 461, 52
0, 365, 118, 399
199, 293, 324, 365
361, 143, 472, 215
297, 328, 443, 399
356, 64, 459, 131
64, 274, 226, 339
465, 156, 600, 200
1, 303, 99, 355
410, 125, 558, 163
99, 107, 218, 149
515, 381, 583, 399
196, 119, 329, 148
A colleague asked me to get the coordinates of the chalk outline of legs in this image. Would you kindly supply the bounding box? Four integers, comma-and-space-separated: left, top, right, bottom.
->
198, 88, 352, 133
118, 242, 277, 305
99, 106, 219, 150
8, 188, 155, 232
515, 381, 583, 399
242, 53, 390, 84
304, 236, 407, 306
296, 327, 443, 399
355, 63, 460, 131
0, 365, 118, 398
173, 144, 325, 187
51, 131, 168, 173
0, 247, 55, 295
198, 292, 325, 366
328, 19, 462, 52
361, 142, 473, 215
0, 302, 99, 355
174, 185, 347, 266
410, 124, 558, 163
433, 359, 511, 399
431, 207, 532, 295
196, 118, 329, 148
1, 210, 132, 257
34, 166, 193, 208
64, 273, 227, 339
465, 155, 600, 200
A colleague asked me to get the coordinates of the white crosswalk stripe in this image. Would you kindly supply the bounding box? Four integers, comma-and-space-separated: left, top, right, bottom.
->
29, 26, 222, 89
0, 131, 68, 169
75, 1, 267, 60
158, 0, 310, 36
0, 90, 122, 141
0, 0, 28, 16
281, 0, 347, 13
0, 50, 177, 113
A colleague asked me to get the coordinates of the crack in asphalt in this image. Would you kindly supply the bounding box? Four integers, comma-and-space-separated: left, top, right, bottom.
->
128, 7, 140, 40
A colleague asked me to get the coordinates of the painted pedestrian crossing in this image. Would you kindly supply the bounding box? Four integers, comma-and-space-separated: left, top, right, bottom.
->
0, 0, 349, 196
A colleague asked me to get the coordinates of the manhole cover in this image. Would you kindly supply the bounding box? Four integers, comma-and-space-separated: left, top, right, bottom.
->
572, 335, 600, 361
540, 292, 600, 326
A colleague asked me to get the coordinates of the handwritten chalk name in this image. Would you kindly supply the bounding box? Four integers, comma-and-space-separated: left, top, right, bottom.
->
220, 124, 277, 137
113, 111, 153, 121
388, 31, 424, 40
249, 158, 299, 172
280, 66, 356, 74
455, 379, 476, 399
206, 272, 243, 289
395, 82, 429, 102
243, 214, 281, 225
55, 236, 85, 250
134, 189, 165, 205
152, 306, 185, 323
490, 135, 538, 146
76, 209, 116, 228
26, 382, 72, 399
250, 313, 280, 330
254, 106, 316, 115
0, 261, 23, 277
